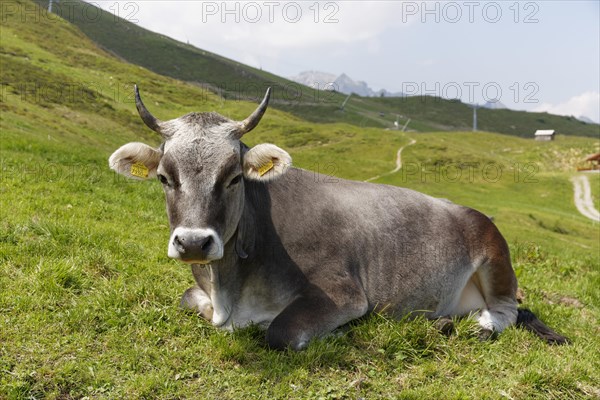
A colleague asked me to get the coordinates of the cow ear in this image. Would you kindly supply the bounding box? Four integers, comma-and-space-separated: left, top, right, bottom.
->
243, 143, 291, 181
108, 142, 161, 180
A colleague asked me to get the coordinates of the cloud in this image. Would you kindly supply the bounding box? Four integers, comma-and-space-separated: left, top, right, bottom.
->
95, 1, 407, 69
533, 91, 600, 123
144, 2, 402, 46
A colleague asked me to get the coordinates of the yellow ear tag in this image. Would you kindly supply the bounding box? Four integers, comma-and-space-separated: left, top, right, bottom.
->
130, 162, 149, 178
257, 160, 274, 177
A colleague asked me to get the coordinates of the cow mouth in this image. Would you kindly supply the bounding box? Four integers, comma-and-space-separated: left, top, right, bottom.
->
175, 253, 224, 265
182, 259, 214, 265
173, 252, 224, 265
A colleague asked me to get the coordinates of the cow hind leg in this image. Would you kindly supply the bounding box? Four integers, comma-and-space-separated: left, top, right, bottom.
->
474, 257, 518, 335
446, 211, 518, 338
450, 256, 518, 339
180, 286, 214, 321
452, 260, 568, 344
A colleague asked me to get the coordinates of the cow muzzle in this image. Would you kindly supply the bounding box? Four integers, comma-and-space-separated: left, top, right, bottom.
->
167, 227, 224, 263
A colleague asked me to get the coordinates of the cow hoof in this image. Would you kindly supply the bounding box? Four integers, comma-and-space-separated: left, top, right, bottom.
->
434, 317, 454, 336
266, 326, 311, 351
477, 328, 497, 342
266, 334, 303, 351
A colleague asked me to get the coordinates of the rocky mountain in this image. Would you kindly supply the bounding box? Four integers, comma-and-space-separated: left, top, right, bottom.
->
332, 73, 373, 97
576, 115, 598, 124
290, 71, 403, 97
289, 70, 338, 90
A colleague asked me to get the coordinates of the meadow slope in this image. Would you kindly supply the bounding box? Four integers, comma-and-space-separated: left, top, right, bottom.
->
1, 1, 599, 399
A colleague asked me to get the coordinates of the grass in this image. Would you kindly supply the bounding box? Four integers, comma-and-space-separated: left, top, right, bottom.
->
1, 1, 600, 398
587, 172, 600, 211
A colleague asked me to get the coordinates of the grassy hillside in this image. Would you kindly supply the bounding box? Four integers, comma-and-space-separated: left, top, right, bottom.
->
369, 97, 600, 138
32, 0, 600, 138
2, 1, 599, 398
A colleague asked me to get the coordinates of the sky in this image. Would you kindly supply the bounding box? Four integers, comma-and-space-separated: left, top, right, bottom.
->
92, 0, 600, 122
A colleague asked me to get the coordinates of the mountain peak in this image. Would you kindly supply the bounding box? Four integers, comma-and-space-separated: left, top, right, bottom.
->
290, 70, 403, 97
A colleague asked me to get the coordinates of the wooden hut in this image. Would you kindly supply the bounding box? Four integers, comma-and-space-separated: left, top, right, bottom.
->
534, 130, 555, 141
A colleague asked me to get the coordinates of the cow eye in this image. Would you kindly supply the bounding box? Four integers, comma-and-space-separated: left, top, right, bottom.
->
157, 174, 169, 186
228, 174, 242, 187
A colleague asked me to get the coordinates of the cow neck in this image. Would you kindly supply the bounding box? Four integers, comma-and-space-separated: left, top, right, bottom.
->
206, 186, 259, 327
209, 238, 239, 274
234, 179, 263, 261
207, 239, 238, 327
207, 179, 269, 296
234, 203, 255, 260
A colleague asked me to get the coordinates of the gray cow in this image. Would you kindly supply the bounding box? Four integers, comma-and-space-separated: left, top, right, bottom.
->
109, 86, 566, 350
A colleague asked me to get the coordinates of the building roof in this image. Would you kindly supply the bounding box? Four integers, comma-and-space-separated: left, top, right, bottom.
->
534, 129, 555, 136
585, 153, 600, 162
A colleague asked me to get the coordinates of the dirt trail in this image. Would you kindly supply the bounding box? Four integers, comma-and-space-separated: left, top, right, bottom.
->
365, 139, 417, 182
571, 174, 600, 222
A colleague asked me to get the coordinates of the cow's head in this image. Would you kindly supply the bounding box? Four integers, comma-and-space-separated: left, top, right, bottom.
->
109, 86, 290, 264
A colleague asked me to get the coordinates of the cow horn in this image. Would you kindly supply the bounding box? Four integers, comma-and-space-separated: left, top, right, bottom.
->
237, 87, 271, 137
134, 84, 165, 135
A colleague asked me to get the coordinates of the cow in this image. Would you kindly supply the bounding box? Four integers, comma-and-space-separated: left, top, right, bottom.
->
108, 86, 567, 350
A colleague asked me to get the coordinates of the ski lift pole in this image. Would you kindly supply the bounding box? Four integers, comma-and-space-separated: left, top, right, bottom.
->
340, 93, 352, 111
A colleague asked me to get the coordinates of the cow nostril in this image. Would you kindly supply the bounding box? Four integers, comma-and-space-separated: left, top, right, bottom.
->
174, 235, 184, 246
173, 235, 186, 253
201, 236, 213, 251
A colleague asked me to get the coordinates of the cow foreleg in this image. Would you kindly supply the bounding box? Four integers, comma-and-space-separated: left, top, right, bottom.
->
266, 285, 368, 351
180, 286, 214, 321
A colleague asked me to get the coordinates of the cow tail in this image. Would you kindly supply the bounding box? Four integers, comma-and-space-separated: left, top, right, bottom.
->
516, 308, 569, 345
